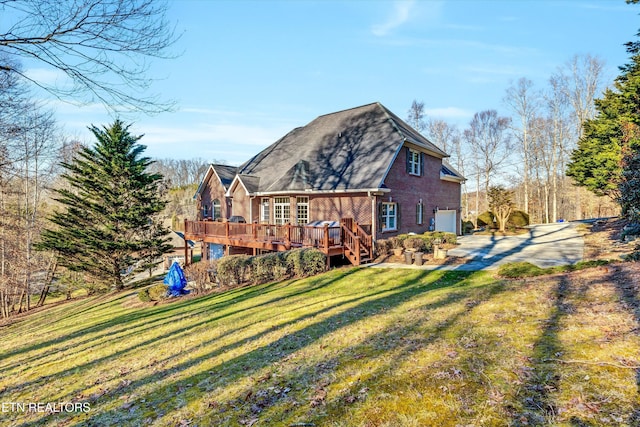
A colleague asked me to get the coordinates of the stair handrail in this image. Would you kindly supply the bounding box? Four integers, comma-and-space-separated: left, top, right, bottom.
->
341, 224, 361, 265
354, 223, 372, 258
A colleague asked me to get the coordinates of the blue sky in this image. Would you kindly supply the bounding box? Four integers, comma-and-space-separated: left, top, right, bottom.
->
37, 0, 640, 165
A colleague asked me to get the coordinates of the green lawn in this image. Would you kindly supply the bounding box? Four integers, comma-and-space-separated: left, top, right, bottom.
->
0, 266, 638, 426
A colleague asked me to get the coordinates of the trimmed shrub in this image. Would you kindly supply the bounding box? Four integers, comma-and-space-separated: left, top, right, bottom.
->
301, 248, 327, 276
392, 232, 458, 253
477, 211, 496, 228
213, 249, 327, 288
286, 248, 326, 278
137, 288, 151, 302
375, 238, 393, 256
424, 231, 457, 245
149, 283, 168, 300
403, 237, 428, 252
508, 210, 530, 228
137, 283, 168, 302
250, 252, 289, 284
217, 254, 251, 286
462, 220, 475, 234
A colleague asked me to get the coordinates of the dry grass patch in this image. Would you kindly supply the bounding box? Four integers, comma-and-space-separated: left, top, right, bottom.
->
0, 264, 638, 426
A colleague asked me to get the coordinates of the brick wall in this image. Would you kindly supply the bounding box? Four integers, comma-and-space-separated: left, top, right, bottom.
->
230, 184, 250, 221
381, 146, 462, 236
248, 194, 373, 225
311, 194, 372, 224
199, 174, 228, 220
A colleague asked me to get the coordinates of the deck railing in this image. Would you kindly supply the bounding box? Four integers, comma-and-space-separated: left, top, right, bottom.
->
184, 220, 343, 251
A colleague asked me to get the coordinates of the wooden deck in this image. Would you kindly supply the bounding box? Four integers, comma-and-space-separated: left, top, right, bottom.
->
183, 219, 373, 266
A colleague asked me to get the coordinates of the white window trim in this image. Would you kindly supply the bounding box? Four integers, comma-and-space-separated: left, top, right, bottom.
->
274, 197, 290, 225
296, 196, 309, 225
409, 149, 421, 176
260, 198, 270, 223
382, 202, 397, 231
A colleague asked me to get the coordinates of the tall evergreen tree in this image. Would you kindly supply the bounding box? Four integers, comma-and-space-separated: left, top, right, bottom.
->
38, 120, 171, 289
567, 8, 640, 216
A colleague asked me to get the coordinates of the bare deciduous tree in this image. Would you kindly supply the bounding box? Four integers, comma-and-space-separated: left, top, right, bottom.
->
407, 99, 426, 132
504, 77, 541, 215
0, 0, 179, 112
463, 110, 512, 223
555, 54, 606, 219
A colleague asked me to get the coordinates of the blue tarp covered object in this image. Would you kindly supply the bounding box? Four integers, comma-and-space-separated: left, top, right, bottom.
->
164, 262, 190, 297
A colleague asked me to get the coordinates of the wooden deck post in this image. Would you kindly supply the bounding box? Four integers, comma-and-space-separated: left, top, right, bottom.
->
285, 223, 291, 249
323, 223, 329, 251
225, 221, 230, 238
354, 236, 361, 265
184, 219, 189, 266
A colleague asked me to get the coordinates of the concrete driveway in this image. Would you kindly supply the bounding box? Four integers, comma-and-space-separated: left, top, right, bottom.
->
447, 222, 584, 270
371, 222, 584, 271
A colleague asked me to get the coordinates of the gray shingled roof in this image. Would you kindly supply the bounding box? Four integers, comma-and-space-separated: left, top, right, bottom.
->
194, 164, 238, 199
211, 164, 238, 190
441, 160, 465, 181
236, 102, 448, 193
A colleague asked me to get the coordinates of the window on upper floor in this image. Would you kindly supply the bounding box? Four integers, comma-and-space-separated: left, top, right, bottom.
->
407, 148, 422, 176
202, 203, 210, 219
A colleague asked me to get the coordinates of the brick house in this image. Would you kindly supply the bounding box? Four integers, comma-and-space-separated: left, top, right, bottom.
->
186, 102, 464, 265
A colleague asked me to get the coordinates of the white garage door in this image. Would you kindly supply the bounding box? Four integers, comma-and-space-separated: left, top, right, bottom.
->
435, 210, 457, 234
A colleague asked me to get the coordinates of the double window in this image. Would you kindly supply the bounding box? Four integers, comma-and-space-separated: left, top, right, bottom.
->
274, 197, 290, 225
382, 202, 397, 231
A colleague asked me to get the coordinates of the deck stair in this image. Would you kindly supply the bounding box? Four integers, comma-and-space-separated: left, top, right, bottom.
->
340, 218, 373, 266
184, 217, 374, 267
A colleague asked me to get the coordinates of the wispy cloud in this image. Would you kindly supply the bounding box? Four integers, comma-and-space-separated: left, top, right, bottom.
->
371, 0, 416, 37
141, 123, 288, 147
425, 107, 473, 120
23, 67, 69, 86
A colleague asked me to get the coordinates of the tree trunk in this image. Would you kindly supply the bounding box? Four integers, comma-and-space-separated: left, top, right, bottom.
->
17, 289, 25, 313
0, 289, 7, 318
36, 256, 57, 307
552, 173, 558, 222
544, 184, 550, 224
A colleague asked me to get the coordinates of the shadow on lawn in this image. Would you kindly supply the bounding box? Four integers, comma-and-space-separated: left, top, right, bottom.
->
509, 275, 569, 426
19, 269, 485, 426
454, 224, 581, 270
511, 263, 640, 427
1, 268, 362, 397
307, 273, 508, 425
610, 264, 640, 425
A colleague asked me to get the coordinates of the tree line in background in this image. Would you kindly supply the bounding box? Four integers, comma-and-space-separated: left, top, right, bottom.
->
2, 0, 640, 318
0, 0, 193, 317
0, 103, 211, 317
0, 46, 211, 317
408, 52, 620, 226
